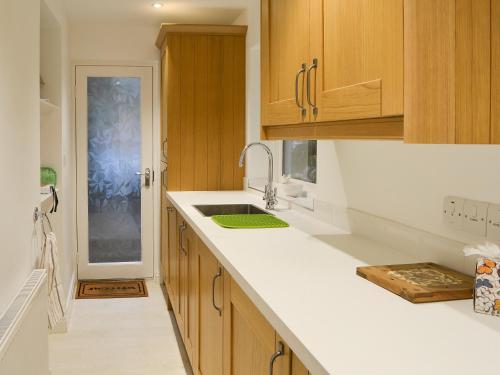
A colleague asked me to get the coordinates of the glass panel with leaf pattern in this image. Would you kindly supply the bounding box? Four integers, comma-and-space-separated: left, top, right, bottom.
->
87, 77, 142, 263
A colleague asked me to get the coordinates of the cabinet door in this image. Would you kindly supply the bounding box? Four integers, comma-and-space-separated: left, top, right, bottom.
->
405, 0, 492, 144
183, 225, 198, 366
196, 242, 224, 375
223, 275, 279, 375
261, 0, 311, 126
166, 203, 179, 313
310, 0, 403, 122
161, 199, 169, 284
274, 335, 310, 375
178, 213, 189, 340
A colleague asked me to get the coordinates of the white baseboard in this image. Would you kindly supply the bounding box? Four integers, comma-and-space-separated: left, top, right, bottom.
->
50, 270, 77, 334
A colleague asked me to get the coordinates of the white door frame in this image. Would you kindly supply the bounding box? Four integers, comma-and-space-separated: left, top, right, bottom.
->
75, 64, 158, 280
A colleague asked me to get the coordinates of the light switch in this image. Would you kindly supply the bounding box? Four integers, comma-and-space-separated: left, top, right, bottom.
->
443, 196, 464, 230
463, 200, 488, 236
487, 204, 500, 242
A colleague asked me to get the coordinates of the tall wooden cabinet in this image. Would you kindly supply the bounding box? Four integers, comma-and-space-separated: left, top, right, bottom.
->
261, 0, 404, 140
156, 24, 247, 191
404, 0, 500, 144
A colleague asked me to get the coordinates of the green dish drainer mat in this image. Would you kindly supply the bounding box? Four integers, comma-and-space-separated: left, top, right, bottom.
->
211, 214, 289, 229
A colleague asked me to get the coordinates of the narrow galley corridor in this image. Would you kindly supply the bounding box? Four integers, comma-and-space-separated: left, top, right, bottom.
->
49, 282, 188, 375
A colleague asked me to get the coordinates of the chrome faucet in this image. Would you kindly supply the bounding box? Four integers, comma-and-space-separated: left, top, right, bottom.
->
239, 142, 278, 210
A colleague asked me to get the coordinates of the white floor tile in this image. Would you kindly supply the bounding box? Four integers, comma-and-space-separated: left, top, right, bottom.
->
49, 282, 187, 375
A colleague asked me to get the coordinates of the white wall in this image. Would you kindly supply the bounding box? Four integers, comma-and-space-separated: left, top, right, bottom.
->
240, 2, 500, 248
44, 0, 78, 310
69, 25, 159, 61
0, 0, 41, 314
0, 0, 75, 317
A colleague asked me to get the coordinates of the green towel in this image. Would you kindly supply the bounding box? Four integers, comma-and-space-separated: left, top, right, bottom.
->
41, 167, 57, 187
212, 214, 289, 229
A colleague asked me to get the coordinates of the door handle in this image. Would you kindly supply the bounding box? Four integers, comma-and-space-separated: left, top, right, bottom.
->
295, 63, 307, 117
306, 58, 319, 116
136, 168, 151, 187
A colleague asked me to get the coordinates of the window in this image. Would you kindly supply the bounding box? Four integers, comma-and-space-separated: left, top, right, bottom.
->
282, 140, 317, 184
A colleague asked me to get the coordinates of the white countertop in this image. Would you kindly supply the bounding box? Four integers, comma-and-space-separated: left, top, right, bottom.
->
167, 191, 500, 375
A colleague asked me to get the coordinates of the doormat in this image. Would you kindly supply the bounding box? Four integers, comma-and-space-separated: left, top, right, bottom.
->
76, 279, 148, 299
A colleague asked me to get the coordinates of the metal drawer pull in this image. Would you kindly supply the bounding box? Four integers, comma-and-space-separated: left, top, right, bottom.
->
306, 58, 319, 116
179, 223, 187, 255
212, 267, 223, 316
295, 63, 307, 116
167, 207, 175, 212
269, 341, 285, 375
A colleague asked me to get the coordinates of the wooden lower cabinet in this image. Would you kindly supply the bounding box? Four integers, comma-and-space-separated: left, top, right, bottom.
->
165, 201, 179, 314
196, 241, 224, 375
163, 209, 309, 374
223, 273, 276, 374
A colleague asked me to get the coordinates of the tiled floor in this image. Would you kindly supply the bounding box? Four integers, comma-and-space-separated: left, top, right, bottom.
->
49, 281, 187, 375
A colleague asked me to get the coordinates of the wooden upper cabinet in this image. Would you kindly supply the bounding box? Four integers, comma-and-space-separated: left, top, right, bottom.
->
405, 0, 499, 144
261, 0, 311, 126
261, 0, 404, 140
311, 0, 404, 122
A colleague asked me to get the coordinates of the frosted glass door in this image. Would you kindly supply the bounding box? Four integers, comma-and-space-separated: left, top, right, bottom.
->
87, 77, 141, 263
76, 66, 154, 279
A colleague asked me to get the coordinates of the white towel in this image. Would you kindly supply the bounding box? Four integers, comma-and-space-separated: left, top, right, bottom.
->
37, 231, 65, 329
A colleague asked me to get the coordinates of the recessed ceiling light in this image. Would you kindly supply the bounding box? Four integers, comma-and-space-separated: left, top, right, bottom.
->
152, 2, 164, 9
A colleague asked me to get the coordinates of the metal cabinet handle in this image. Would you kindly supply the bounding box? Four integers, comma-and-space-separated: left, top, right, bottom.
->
295, 63, 307, 117
179, 223, 187, 255
269, 341, 285, 375
167, 206, 175, 213
212, 267, 223, 316
306, 58, 319, 116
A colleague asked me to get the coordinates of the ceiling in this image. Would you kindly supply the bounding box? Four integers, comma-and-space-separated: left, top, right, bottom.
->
63, 0, 249, 26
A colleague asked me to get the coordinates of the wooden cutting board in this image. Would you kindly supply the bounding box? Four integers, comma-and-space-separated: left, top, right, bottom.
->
356, 262, 474, 303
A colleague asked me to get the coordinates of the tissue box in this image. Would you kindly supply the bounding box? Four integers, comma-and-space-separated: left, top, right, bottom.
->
474, 258, 500, 316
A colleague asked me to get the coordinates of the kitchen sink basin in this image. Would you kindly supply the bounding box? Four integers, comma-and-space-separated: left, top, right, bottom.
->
193, 204, 269, 217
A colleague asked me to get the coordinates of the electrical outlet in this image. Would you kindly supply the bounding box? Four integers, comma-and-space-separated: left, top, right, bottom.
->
443, 196, 464, 230
463, 200, 488, 236
487, 204, 500, 242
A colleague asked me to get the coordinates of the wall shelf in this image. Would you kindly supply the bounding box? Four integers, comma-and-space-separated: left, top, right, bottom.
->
40, 99, 60, 116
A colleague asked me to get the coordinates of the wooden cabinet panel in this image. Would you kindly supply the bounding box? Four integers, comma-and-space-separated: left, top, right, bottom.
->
183, 224, 198, 366
223, 274, 277, 375
404, 0, 494, 144
274, 335, 310, 375
261, 0, 311, 126
176, 214, 187, 340
166, 34, 182, 190
196, 242, 223, 375
160, 199, 169, 282
158, 25, 246, 190
166, 202, 179, 314
311, 0, 403, 122
492, 0, 500, 142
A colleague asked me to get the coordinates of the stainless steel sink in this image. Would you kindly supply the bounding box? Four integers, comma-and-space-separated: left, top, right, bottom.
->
193, 204, 269, 217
